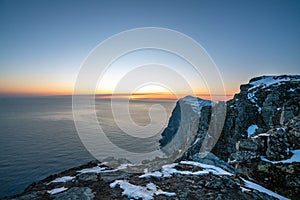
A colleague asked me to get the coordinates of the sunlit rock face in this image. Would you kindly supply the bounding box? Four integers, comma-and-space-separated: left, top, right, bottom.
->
159, 95, 211, 158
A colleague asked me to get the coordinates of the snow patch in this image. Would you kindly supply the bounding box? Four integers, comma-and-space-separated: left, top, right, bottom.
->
261, 149, 300, 164
248, 76, 292, 91
181, 96, 211, 114
247, 93, 262, 113
193, 138, 200, 145
252, 133, 270, 138
240, 187, 251, 192
110, 180, 176, 200
139, 171, 163, 178
77, 166, 106, 173
247, 125, 258, 137
116, 163, 135, 170
180, 161, 233, 176
77, 163, 136, 174
50, 176, 75, 183
155, 190, 176, 197
241, 178, 289, 200
246, 76, 300, 113
47, 187, 68, 195
139, 161, 232, 179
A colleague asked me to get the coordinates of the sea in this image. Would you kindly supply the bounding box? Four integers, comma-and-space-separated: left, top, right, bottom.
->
0, 97, 175, 198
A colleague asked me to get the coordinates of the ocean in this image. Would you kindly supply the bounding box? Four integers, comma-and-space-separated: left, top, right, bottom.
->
0, 97, 175, 198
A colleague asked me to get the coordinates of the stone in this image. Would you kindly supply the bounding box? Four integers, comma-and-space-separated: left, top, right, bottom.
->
53, 187, 94, 200
77, 173, 98, 182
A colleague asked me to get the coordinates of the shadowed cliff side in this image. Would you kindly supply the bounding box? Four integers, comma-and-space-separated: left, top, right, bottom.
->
160, 75, 300, 199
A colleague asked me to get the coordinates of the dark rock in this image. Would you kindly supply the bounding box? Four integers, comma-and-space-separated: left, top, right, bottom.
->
77, 173, 98, 182
52, 187, 94, 200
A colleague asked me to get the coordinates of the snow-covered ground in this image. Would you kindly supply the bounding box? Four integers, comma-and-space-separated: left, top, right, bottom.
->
139, 161, 232, 179
45, 160, 289, 199
110, 181, 175, 200
241, 178, 289, 200
50, 176, 75, 183
77, 166, 106, 173
248, 76, 298, 91
47, 187, 68, 195
139, 161, 288, 199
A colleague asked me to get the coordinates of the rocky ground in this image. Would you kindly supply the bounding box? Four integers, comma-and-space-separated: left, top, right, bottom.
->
4, 75, 300, 200
3, 157, 287, 200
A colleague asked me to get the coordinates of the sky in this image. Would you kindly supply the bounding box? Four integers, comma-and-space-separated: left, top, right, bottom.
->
0, 0, 299, 99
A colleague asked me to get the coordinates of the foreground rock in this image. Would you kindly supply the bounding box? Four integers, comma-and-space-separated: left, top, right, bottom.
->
4, 159, 287, 200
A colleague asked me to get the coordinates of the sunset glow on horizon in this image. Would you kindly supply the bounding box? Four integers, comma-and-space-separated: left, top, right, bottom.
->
95, 92, 233, 101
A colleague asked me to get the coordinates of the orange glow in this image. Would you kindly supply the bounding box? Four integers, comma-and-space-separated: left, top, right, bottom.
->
0, 81, 235, 100
95, 92, 233, 101
0, 86, 234, 100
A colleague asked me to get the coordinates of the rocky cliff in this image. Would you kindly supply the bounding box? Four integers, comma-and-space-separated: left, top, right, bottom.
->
161, 75, 300, 199
4, 75, 299, 200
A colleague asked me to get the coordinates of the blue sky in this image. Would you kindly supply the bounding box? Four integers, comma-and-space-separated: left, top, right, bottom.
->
0, 0, 299, 96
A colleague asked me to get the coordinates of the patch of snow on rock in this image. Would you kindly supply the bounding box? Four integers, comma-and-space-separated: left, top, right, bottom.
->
252, 133, 270, 138
180, 161, 233, 176
139, 161, 232, 179
241, 178, 289, 200
139, 171, 163, 179
240, 187, 251, 192
78, 163, 137, 174
47, 187, 68, 195
248, 76, 292, 91
110, 180, 176, 200
155, 190, 176, 197
77, 166, 106, 173
247, 125, 258, 137
50, 176, 75, 183
247, 93, 262, 113
180, 96, 211, 114
261, 149, 300, 164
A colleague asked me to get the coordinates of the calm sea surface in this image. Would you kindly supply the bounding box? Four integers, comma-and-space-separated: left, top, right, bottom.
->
0, 97, 175, 198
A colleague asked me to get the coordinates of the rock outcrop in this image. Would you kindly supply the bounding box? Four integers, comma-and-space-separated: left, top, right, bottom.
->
159, 96, 211, 158
160, 75, 300, 199
214, 75, 300, 161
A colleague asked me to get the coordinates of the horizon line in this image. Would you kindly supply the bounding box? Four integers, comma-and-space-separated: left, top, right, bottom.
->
0, 92, 234, 101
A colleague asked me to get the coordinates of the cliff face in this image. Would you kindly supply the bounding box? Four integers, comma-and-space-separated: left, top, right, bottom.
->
160, 75, 300, 199
214, 75, 300, 161
159, 96, 211, 158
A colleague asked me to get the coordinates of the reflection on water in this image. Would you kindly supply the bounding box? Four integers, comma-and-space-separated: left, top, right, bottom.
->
0, 97, 175, 198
